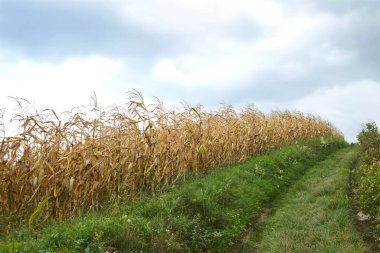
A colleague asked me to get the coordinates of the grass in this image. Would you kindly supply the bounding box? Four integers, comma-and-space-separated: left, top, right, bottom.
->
0, 137, 346, 252
237, 146, 370, 253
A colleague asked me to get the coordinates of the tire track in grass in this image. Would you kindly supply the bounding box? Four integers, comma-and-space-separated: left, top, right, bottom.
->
237, 147, 370, 253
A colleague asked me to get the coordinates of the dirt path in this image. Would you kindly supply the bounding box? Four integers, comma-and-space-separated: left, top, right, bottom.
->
233, 147, 371, 253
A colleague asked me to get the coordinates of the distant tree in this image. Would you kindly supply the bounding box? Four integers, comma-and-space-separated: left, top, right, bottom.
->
357, 122, 380, 165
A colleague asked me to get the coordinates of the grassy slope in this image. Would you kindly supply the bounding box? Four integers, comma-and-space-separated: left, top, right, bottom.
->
0, 137, 346, 253
238, 146, 369, 253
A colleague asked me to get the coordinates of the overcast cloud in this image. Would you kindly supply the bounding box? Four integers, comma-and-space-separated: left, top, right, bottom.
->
1, 0, 380, 142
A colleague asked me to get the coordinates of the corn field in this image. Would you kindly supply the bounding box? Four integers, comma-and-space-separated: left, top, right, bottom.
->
0, 91, 341, 224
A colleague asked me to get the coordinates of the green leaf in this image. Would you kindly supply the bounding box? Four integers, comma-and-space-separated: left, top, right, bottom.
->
44, 160, 55, 174
28, 196, 50, 230
198, 144, 207, 158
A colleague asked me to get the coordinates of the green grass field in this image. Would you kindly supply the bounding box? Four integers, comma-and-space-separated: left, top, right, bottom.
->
236, 146, 371, 253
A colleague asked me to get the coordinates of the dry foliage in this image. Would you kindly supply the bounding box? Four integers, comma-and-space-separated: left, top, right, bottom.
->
0, 91, 340, 224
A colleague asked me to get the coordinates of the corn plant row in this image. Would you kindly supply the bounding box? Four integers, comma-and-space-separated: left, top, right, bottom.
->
0, 91, 341, 223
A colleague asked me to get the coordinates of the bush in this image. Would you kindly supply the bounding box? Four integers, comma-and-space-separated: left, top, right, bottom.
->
354, 122, 380, 243
357, 122, 380, 165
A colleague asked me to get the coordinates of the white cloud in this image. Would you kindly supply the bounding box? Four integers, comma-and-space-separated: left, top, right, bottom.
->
149, 10, 353, 90
151, 50, 259, 89
121, 0, 283, 35
293, 80, 380, 142
0, 56, 131, 116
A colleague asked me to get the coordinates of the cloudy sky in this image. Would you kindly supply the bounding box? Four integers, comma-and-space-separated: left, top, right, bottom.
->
0, 0, 379, 142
